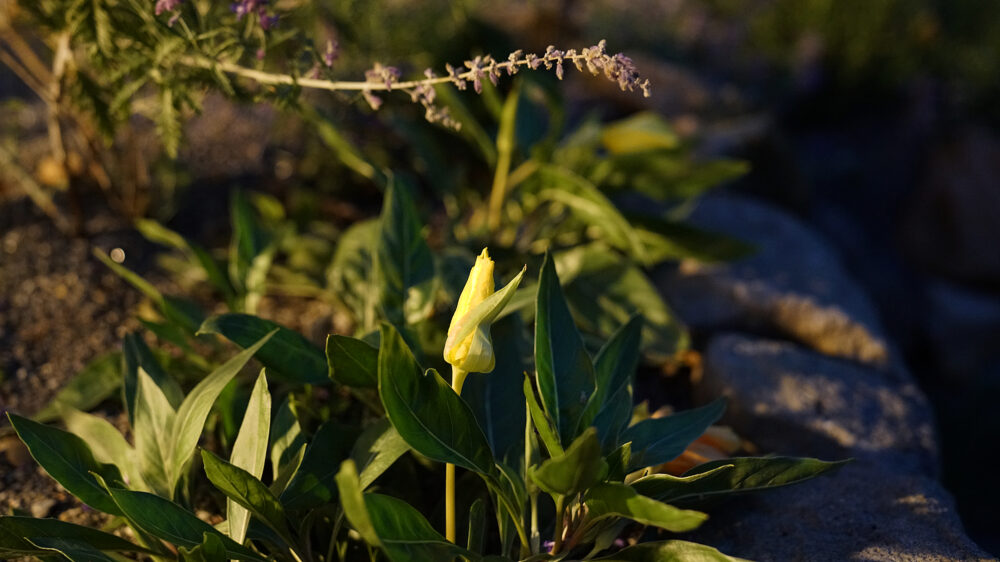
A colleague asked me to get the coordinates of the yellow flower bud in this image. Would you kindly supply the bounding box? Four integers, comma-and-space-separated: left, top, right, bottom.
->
445, 248, 496, 373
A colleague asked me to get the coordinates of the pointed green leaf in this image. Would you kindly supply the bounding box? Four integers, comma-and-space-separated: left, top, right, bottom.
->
169, 331, 275, 487
523, 375, 563, 458
467, 498, 487, 554
123, 332, 183, 425
26, 537, 119, 561
279, 421, 356, 510
633, 457, 849, 506
201, 450, 291, 541
535, 251, 596, 446
104, 487, 264, 560
269, 398, 306, 493
583, 315, 642, 439
374, 178, 437, 325
134, 367, 176, 497
529, 428, 606, 497
593, 539, 745, 561
0, 516, 151, 558
623, 399, 726, 471
6, 414, 122, 514
178, 532, 228, 562
198, 314, 327, 384
61, 408, 142, 492
365, 493, 480, 562
377, 323, 494, 475
228, 371, 271, 543
462, 314, 529, 465
32, 351, 122, 423
600, 112, 680, 154
326, 334, 379, 388
334, 460, 380, 547
350, 418, 411, 490
584, 483, 707, 532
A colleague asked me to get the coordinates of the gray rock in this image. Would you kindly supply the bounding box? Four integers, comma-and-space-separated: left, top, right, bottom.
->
696, 333, 936, 476
659, 194, 891, 366
685, 333, 990, 560
686, 463, 992, 562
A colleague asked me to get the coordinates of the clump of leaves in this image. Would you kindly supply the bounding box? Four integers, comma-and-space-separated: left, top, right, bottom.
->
4, 206, 844, 561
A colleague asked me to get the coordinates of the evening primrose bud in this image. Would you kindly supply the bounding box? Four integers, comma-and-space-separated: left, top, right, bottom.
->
444, 248, 525, 373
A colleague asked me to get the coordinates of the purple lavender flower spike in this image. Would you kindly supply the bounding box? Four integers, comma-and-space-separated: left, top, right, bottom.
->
323, 40, 339, 68
155, 0, 182, 16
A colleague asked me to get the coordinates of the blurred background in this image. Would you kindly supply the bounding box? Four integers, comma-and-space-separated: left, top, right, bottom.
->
2, 0, 998, 554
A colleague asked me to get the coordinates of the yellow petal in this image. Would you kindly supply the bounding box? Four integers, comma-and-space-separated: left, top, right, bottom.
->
445, 248, 495, 371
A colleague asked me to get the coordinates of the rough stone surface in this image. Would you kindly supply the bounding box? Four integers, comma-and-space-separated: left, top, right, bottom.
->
683, 333, 991, 561
659, 193, 891, 366
695, 334, 937, 477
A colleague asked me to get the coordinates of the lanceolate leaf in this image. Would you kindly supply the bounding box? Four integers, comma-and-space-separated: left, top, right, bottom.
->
351, 418, 411, 490
61, 408, 142, 492
178, 532, 228, 562
462, 314, 529, 465
25, 537, 119, 562
535, 251, 596, 447
228, 371, 271, 544
280, 421, 356, 510
523, 375, 563, 458
199, 314, 327, 384
529, 428, 607, 497
326, 334, 379, 388
334, 460, 380, 547
593, 540, 745, 561
377, 323, 495, 475
104, 487, 264, 561
374, 178, 436, 326
169, 331, 275, 489
623, 399, 727, 471
269, 398, 306, 494
633, 457, 850, 506
123, 332, 183, 425
0, 516, 151, 558
134, 367, 176, 497
32, 351, 123, 423
201, 450, 292, 541
6, 414, 122, 515
582, 315, 642, 440
584, 483, 707, 532
365, 493, 481, 562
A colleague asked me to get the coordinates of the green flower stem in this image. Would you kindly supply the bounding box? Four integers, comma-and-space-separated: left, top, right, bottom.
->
446, 366, 470, 543
551, 494, 567, 554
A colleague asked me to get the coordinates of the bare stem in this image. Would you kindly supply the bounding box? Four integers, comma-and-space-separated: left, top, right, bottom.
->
445, 366, 470, 543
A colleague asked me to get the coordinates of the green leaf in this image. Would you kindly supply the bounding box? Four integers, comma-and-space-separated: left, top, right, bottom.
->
169, 331, 275, 488
7, 413, 122, 515
529, 428, 607, 497
365, 493, 480, 562
523, 375, 563, 458
467, 498, 487, 554
60, 408, 141, 492
334, 460, 380, 547
583, 315, 642, 441
600, 112, 680, 154
133, 367, 177, 497
350, 418, 411, 490
629, 215, 755, 264
269, 398, 306, 494
373, 178, 437, 325
535, 251, 596, 447
583, 483, 707, 532
377, 323, 495, 475
201, 450, 291, 541
198, 314, 328, 384
33, 351, 122, 423
554, 245, 688, 363
326, 334, 379, 388
593, 540, 745, 561
104, 487, 264, 560
537, 166, 646, 261
279, 421, 356, 510
605, 442, 632, 482
0, 516, 150, 559
123, 331, 183, 426
327, 220, 379, 332
633, 457, 849, 506
178, 532, 228, 562
462, 314, 529, 465
229, 190, 267, 297
135, 219, 236, 304
228, 371, 271, 544
25, 537, 119, 561
623, 399, 727, 471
